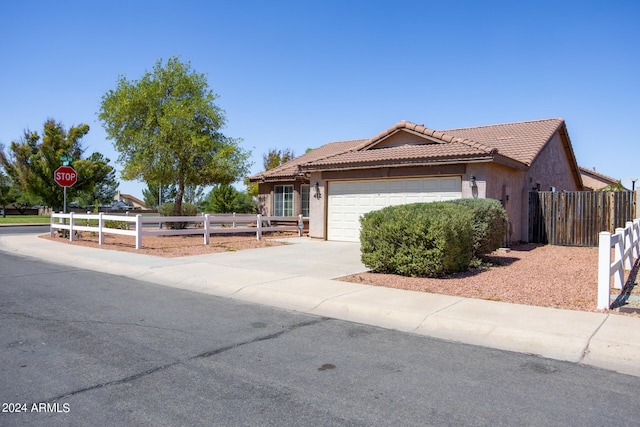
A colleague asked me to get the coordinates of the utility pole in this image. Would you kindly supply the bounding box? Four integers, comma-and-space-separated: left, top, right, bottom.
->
632, 178, 638, 218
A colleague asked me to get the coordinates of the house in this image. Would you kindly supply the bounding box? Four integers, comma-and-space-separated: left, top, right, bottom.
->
114, 192, 150, 210
250, 118, 583, 242
579, 166, 624, 191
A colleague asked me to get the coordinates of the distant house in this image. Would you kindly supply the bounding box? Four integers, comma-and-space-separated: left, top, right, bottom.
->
250, 118, 583, 242
114, 192, 150, 210
579, 166, 625, 191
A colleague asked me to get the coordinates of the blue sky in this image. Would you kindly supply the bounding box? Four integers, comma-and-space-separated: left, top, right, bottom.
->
1, 0, 639, 198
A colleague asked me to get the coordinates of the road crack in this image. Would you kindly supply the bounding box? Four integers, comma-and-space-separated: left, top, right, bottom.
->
44, 316, 328, 403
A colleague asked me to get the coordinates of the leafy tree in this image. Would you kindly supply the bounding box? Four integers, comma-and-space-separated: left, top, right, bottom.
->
184, 184, 205, 205
202, 184, 256, 213
243, 147, 297, 200
74, 152, 118, 207
142, 183, 177, 208
263, 147, 295, 171
0, 120, 117, 211
99, 57, 252, 216
596, 180, 626, 192
0, 170, 13, 217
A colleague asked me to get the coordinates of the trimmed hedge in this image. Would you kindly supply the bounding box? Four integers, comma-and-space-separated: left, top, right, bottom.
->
448, 198, 507, 256
359, 202, 474, 277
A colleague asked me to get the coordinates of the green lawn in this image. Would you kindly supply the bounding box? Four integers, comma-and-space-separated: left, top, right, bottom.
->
0, 215, 50, 224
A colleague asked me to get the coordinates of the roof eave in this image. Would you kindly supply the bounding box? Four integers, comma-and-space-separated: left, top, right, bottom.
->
493, 153, 529, 171
299, 156, 495, 173
249, 173, 307, 183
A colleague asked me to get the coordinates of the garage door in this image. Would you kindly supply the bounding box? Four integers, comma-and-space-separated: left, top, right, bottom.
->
327, 177, 462, 242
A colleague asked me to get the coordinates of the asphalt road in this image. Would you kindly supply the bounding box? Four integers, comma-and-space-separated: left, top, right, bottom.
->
0, 225, 49, 235
1, 236, 640, 426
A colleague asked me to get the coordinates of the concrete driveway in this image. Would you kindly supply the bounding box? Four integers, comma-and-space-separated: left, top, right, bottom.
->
185, 237, 368, 280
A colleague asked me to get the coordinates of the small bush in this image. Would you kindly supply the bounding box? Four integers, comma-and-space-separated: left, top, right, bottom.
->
158, 202, 199, 229
104, 220, 129, 230
359, 202, 474, 277
448, 198, 507, 256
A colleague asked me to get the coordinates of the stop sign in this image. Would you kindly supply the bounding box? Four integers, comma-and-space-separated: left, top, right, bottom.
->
54, 165, 77, 187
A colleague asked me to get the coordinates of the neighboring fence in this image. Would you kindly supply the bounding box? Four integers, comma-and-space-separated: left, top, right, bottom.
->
50, 212, 304, 250
597, 219, 640, 309
529, 191, 634, 246
1, 208, 39, 216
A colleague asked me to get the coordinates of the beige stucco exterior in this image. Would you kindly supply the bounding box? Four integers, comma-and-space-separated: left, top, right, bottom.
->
253, 119, 583, 243
581, 173, 609, 190
579, 167, 620, 191
257, 181, 307, 217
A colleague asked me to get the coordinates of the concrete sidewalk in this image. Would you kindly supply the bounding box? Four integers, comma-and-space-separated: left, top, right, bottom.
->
1, 233, 639, 377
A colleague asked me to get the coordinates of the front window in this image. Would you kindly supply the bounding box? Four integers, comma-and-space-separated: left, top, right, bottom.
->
301, 185, 310, 218
274, 185, 293, 216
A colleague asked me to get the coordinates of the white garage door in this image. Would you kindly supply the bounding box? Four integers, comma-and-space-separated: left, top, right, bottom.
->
327, 177, 462, 242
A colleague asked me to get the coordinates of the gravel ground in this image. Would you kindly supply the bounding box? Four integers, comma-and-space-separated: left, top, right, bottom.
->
41, 234, 637, 314
342, 243, 602, 312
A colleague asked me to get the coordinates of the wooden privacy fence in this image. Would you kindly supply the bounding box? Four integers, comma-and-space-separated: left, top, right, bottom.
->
50, 212, 304, 250
529, 191, 634, 246
597, 219, 640, 309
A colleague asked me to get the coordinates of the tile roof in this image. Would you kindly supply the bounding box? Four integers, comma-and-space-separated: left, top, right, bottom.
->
303, 142, 492, 170
441, 118, 564, 166
578, 166, 619, 184
353, 121, 498, 154
578, 166, 624, 190
250, 139, 364, 181
250, 118, 568, 181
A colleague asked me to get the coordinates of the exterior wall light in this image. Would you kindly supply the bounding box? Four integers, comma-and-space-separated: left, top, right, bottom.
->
314, 182, 321, 199
469, 176, 477, 188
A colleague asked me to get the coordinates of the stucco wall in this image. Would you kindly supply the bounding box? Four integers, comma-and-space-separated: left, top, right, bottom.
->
257, 181, 306, 217
466, 163, 524, 243
580, 171, 614, 190
524, 132, 580, 192
372, 131, 434, 149
308, 172, 325, 239
519, 132, 580, 241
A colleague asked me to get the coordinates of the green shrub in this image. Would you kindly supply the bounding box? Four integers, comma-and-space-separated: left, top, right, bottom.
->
448, 198, 507, 256
158, 202, 199, 229
104, 220, 129, 230
359, 202, 474, 277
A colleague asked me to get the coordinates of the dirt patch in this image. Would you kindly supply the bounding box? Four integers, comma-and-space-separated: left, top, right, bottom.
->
40, 232, 291, 257
341, 243, 636, 315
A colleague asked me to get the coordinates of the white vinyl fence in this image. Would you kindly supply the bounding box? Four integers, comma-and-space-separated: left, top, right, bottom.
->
50, 212, 304, 250
597, 218, 640, 309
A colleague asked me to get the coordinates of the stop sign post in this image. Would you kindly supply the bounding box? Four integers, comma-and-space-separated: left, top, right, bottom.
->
54, 165, 77, 213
